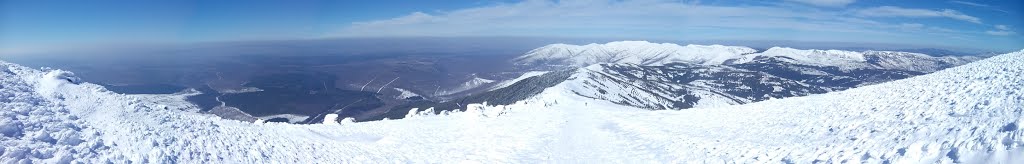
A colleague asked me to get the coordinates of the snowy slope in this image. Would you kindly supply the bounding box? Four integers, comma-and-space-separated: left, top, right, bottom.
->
1, 49, 1023, 163
555, 63, 826, 109
488, 43, 979, 112
488, 71, 549, 91
729, 47, 979, 72
515, 41, 757, 67
517, 41, 979, 73
439, 76, 495, 96
524, 49, 1024, 162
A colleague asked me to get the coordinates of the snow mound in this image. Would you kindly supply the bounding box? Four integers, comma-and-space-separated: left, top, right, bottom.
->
0, 49, 1021, 163
0, 66, 111, 163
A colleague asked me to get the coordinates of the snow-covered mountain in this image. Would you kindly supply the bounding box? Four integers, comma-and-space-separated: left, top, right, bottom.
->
500, 41, 982, 110
1, 49, 1021, 163
728, 47, 981, 72
558, 63, 828, 109
514, 41, 758, 67
516, 41, 979, 72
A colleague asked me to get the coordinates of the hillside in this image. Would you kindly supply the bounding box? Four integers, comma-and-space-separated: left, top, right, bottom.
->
0, 49, 1021, 163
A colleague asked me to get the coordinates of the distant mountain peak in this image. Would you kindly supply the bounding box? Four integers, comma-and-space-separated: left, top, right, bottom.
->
515, 41, 757, 67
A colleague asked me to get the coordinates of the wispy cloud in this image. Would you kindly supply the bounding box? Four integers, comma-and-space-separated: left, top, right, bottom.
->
987, 25, 1017, 36
948, 0, 1010, 13
996, 25, 1011, 30
784, 0, 856, 7
949, 0, 988, 7
855, 6, 982, 24
330, 0, 1014, 50
336, 0, 893, 38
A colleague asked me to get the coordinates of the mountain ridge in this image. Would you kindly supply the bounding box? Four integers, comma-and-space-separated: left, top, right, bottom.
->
516, 41, 981, 73
0, 49, 1021, 163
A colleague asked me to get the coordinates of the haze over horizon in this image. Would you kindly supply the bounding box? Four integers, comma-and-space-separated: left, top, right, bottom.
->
1, 0, 1022, 53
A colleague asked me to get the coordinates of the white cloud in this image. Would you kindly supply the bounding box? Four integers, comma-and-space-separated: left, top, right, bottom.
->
987, 31, 1016, 36
334, 0, 889, 38
855, 6, 982, 24
987, 25, 1016, 36
785, 0, 856, 7
355, 12, 440, 26
899, 23, 925, 30
948, 0, 1010, 13
995, 25, 1010, 30
949, 0, 989, 7
331, 0, 989, 46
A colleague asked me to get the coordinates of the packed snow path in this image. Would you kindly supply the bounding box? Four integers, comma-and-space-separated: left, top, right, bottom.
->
1, 50, 1023, 163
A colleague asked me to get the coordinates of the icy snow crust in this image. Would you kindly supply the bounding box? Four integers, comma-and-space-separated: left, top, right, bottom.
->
2, 50, 1024, 163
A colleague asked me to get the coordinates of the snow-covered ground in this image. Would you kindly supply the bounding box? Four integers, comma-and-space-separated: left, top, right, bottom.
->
1, 50, 1022, 163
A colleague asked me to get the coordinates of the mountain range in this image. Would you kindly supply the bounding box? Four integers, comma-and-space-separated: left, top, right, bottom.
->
1, 48, 1020, 163
389, 41, 982, 116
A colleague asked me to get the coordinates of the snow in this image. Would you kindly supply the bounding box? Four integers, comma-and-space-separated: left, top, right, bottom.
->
218, 87, 264, 94
522, 49, 1024, 162
731, 47, 978, 72
732, 47, 872, 70
439, 76, 495, 95
392, 88, 420, 99
489, 71, 549, 91
518, 41, 978, 73
0, 49, 1022, 163
515, 41, 757, 66
322, 114, 339, 124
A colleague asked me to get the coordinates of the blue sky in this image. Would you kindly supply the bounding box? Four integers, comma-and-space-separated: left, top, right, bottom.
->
1, 0, 1021, 53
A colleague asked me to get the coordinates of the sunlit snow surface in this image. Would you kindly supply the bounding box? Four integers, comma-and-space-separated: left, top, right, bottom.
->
2, 50, 1023, 163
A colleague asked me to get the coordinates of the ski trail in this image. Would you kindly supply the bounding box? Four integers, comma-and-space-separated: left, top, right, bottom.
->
359, 76, 377, 91
377, 77, 399, 93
